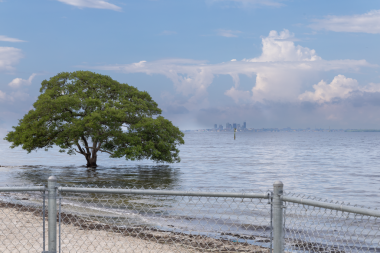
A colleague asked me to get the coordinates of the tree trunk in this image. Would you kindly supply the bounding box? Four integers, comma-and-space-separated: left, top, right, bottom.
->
85, 154, 97, 167
78, 137, 99, 168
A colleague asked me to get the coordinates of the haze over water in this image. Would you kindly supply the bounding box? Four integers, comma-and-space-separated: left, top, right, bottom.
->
1, 131, 379, 208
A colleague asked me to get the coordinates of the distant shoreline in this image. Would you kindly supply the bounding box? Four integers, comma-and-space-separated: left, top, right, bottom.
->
344, 129, 380, 132
182, 128, 380, 133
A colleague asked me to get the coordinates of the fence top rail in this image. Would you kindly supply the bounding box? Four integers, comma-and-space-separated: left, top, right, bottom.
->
0, 186, 46, 192
58, 187, 270, 199
282, 195, 380, 218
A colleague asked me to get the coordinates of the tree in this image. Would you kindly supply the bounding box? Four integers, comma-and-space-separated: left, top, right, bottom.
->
5, 71, 185, 167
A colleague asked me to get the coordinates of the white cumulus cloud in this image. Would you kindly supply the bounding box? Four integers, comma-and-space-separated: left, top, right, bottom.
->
94, 29, 373, 110
8, 73, 37, 88
247, 30, 320, 62
310, 10, 380, 34
0, 35, 26, 43
0, 47, 23, 71
299, 75, 380, 103
57, 0, 121, 11
224, 87, 251, 103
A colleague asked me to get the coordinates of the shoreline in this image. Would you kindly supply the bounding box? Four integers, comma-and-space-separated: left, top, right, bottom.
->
0, 200, 270, 253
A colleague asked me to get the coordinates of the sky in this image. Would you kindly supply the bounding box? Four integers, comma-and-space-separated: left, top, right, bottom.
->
1, 0, 380, 133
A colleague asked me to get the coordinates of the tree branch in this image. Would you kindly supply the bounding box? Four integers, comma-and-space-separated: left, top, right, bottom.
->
81, 136, 90, 154
76, 143, 89, 155
74, 148, 86, 154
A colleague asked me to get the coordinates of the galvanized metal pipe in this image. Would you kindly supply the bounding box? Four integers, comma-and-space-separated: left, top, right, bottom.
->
58, 187, 269, 199
0, 186, 45, 192
273, 181, 283, 253
281, 195, 380, 218
269, 192, 273, 253
42, 191, 46, 252
59, 192, 61, 253
48, 176, 57, 253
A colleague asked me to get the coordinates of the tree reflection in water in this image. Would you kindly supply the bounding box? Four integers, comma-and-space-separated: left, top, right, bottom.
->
15, 165, 181, 189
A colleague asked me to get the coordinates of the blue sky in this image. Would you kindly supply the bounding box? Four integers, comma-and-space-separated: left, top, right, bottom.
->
1, 0, 380, 133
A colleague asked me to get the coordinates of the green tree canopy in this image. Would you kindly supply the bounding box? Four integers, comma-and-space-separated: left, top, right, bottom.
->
5, 71, 185, 167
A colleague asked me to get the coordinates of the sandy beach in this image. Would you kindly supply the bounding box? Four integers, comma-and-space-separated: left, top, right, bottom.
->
0, 205, 193, 253
0, 201, 270, 253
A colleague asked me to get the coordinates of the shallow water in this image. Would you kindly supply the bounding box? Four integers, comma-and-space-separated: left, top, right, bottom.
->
2, 132, 380, 251
1, 131, 380, 207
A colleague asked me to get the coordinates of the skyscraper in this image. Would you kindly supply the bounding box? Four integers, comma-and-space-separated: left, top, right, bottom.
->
214, 124, 217, 129
243, 122, 246, 129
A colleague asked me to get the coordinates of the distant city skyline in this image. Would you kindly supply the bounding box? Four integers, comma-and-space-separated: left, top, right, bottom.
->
214, 121, 247, 131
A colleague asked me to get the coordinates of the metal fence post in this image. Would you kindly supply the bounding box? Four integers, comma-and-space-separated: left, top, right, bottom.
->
273, 181, 283, 253
48, 176, 57, 253
42, 189, 46, 252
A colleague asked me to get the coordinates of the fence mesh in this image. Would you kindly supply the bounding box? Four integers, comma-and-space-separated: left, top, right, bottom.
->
2, 186, 380, 253
283, 193, 380, 253
0, 189, 46, 253
59, 186, 272, 253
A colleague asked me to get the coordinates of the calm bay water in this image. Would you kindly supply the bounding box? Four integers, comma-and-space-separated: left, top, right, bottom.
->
1, 131, 380, 208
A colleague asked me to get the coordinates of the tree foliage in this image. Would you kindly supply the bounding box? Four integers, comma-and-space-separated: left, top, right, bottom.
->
5, 71, 185, 167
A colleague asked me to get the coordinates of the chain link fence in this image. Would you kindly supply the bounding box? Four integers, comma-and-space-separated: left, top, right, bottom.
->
283, 193, 380, 253
0, 186, 46, 253
0, 178, 379, 253
58, 186, 272, 252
